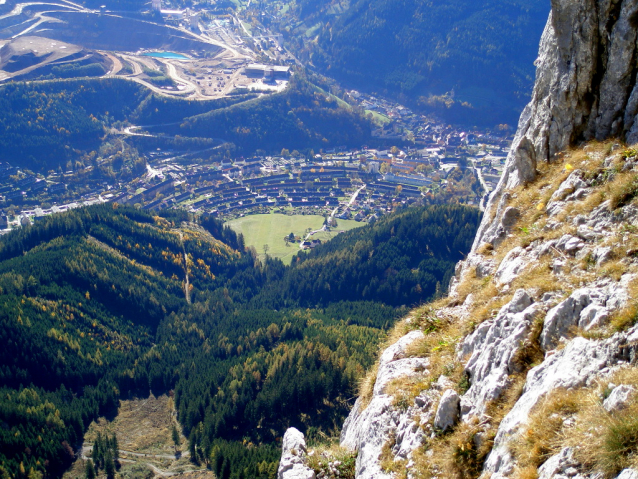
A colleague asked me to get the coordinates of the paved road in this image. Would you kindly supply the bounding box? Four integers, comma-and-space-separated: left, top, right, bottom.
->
321, 183, 367, 235
123, 126, 154, 137
348, 184, 366, 207
0, 2, 72, 21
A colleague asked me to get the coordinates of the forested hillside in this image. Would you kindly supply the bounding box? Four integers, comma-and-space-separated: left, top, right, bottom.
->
269, 0, 549, 125
0, 203, 479, 479
0, 74, 368, 172
148, 74, 372, 155
256, 205, 481, 309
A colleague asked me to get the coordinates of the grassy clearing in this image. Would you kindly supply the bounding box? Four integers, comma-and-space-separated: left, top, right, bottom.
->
84, 394, 184, 455
365, 110, 392, 126
226, 213, 364, 264
63, 395, 209, 479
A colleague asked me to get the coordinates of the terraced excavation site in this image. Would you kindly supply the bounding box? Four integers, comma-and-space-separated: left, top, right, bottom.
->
0, 0, 290, 99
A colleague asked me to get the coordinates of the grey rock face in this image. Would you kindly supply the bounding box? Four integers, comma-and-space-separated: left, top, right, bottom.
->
374, 330, 428, 396
494, 247, 531, 285
537, 447, 578, 479
459, 291, 540, 418
474, 0, 638, 251
282, 428, 307, 456
541, 277, 632, 350
433, 389, 460, 431
616, 470, 638, 479
540, 288, 598, 350
278, 428, 316, 479
340, 330, 431, 479
480, 203, 521, 250
603, 384, 636, 412
550, 171, 588, 203
484, 326, 638, 475
555, 234, 585, 255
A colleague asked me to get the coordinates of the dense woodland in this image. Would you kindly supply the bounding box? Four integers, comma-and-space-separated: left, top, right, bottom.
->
267, 0, 549, 125
0, 203, 479, 479
0, 75, 369, 173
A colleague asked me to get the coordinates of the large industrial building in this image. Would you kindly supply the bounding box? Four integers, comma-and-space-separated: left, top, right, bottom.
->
244, 64, 290, 79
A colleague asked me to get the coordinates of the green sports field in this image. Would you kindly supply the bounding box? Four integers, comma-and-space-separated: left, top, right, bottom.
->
226, 213, 365, 264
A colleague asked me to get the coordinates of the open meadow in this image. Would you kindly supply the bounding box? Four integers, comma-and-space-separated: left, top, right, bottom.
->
226, 213, 365, 264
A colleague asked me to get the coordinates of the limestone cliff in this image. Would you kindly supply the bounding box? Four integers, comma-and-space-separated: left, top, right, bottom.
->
477, 0, 638, 247
278, 1, 638, 478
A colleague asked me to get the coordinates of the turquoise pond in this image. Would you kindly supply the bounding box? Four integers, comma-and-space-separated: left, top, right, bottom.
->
142, 51, 189, 59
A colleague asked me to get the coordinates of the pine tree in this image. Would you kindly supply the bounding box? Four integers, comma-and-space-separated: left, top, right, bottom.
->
104, 451, 115, 479
111, 434, 119, 462
93, 432, 103, 469
172, 425, 180, 452
85, 460, 96, 479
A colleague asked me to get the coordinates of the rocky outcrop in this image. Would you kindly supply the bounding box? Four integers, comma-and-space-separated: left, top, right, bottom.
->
458, 290, 541, 419
604, 384, 636, 412
540, 276, 633, 350
433, 389, 460, 431
475, 0, 638, 251
485, 327, 638, 475
278, 428, 315, 479
340, 330, 431, 479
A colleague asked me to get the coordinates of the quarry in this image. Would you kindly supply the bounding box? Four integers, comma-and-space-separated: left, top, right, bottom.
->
0, 0, 291, 98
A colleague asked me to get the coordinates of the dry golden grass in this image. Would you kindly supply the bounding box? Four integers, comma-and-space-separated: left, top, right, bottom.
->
466, 278, 510, 325
359, 299, 460, 410
509, 366, 638, 478
379, 431, 408, 478
385, 308, 466, 409
607, 171, 638, 210
611, 277, 638, 331
510, 317, 545, 373
562, 189, 606, 218
405, 374, 530, 479
565, 367, 638, 477
408, 376, 527, 479
385, 374, 433, 411
511, 388, 586, 477
488, 140, 621, 266
409, 420, 483, 479
599, 259, 626, 281
510, 258, 564, 297
453, 268, 480, 305
357, 361, 379, 410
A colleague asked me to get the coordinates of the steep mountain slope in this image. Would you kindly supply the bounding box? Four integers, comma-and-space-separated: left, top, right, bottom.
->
0, 206, 243, 477
275, 0, 549, 125
277, 0, 638, 478
0, 203, 479, 479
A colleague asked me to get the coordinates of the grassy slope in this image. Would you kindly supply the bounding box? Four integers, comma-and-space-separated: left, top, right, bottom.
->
226, 213, 364, 264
